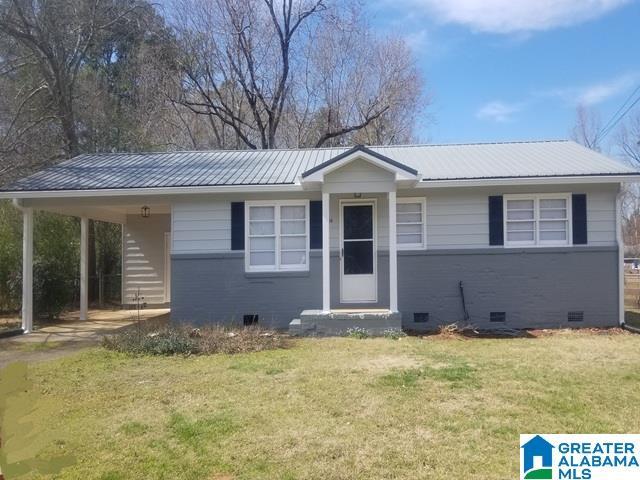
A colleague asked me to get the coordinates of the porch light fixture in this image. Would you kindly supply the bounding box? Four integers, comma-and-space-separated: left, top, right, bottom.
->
353, 192, 362, 198
141, 205, 151, 218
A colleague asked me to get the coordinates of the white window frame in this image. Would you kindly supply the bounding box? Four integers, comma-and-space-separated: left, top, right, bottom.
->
396, 197, 427, 250
503, 193, 573, 247
245, 200, 310, 272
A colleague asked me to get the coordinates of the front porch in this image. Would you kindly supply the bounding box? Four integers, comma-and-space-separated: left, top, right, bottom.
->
289, 146, 422, 334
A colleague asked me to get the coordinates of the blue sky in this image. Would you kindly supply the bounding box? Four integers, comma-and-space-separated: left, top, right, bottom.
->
367, 0, 640, 145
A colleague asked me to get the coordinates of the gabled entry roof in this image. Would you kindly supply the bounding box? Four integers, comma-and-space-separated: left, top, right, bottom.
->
1, 140, 638, 194
300, 145, 418, 178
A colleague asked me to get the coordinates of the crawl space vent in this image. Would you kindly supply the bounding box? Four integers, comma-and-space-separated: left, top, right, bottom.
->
413, 312, 429, 323
243, 314, 259, 326
490, 311, 506, 323
568, 311, 584, 322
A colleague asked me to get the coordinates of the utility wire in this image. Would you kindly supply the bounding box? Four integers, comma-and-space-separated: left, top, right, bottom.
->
595, 84, 640, 142
599, 95, 640, 141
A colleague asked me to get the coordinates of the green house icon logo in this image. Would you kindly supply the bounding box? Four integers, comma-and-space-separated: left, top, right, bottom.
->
521, 435, 554, 479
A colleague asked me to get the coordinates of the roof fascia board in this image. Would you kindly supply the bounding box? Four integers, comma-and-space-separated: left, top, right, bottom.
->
416, 174, 640, 188
0, 183, 305, 199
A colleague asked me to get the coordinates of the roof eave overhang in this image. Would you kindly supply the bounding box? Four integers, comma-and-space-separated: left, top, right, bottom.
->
2, 174, 638, 200
0, 183, 305, 199
415, 174, 640, 188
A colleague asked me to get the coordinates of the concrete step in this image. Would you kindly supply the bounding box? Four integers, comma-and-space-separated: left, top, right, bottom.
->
292, 309, 402, 336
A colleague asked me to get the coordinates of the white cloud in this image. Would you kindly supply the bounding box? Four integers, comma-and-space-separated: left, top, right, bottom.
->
402, 0, 630, 34
476, 101, 523, 122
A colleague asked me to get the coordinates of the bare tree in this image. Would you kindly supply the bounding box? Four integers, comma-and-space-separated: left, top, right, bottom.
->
0, 0, 141, 158
570, 104, 602, 151
617, 109, 640, 166
171, 0, 426, 149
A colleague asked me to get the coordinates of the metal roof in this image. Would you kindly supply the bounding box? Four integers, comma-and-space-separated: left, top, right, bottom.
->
2, 140, 637, 192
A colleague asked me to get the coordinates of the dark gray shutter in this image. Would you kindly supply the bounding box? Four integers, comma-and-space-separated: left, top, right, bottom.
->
231, 202, 245, 250
309, 200, 322, 249
489, 195, 504, 246
572, 194, 587, 245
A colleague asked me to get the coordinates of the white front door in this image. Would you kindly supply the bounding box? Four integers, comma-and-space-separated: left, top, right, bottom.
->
340, 200, 377, 303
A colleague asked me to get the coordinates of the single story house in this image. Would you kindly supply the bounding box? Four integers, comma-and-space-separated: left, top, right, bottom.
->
1, 140, 638, 334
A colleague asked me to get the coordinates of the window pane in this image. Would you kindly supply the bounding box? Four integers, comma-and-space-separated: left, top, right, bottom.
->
398, 224, 421, 235
250, 206, 274, 220
507, 231, 535, 242
540, 230, 567, 241
344, 205, 373, 240
507, 209, 534, 220
281, 220, 305, 234
507, 221, 535, 231
344, 240, 373, 274
540, 199, 566, 209
281, 251, 307, 266
507, 199, 534, 210
250, 237, 275, 251
398, 212, 422, 223
250, 251, 275, 266
539, 220, 567, 231
281, 205, 305, 220
281, 236, 306, 250
539, 208, 567, 219
250, 221, 275, 235
397, 202, 421, 213
398, 233, 422, 245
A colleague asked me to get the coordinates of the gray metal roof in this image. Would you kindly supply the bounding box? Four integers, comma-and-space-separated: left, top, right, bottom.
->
2, 140, 637, 192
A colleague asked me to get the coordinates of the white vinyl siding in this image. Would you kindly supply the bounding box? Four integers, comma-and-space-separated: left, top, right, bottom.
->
123, 214, 171, 305
245, 200, 309, 272
504, 194, 571, 247
396, 198, 426, 249
171, 201, 230, 253
414, 184, 617, 249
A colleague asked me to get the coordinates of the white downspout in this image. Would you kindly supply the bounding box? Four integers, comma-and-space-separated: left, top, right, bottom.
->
616, 184, 625, 326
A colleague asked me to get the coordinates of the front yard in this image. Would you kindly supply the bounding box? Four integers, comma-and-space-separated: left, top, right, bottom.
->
2, 330, 640, 479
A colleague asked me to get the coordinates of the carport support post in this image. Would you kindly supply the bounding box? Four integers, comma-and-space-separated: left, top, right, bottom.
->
80, 217, 89, 321
22, 207, 33, 333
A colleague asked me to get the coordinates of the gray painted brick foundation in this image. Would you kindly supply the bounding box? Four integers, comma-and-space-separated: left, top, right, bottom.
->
171, 247, 619, 330
398, 247, 619, 331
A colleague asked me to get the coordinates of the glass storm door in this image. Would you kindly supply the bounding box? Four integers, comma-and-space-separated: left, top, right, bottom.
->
340, 202, 377, 303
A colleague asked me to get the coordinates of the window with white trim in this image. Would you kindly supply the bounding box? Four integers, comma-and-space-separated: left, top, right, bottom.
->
246, 201, 309, 271
504, 194, 571, 246
396, 198, 426, 249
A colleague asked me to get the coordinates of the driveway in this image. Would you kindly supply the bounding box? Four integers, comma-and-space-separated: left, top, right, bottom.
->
0, 308, 169, 368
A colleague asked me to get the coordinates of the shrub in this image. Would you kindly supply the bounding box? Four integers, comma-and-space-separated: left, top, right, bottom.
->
346, 327, 370, 339
382, 328, 407, 340
103, 323, 288, 356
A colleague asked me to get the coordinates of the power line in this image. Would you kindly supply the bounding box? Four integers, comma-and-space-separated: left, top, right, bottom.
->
596, 83, 640, 142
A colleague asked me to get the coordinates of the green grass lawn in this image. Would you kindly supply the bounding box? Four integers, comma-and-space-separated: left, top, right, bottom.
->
2, 331, 640, 479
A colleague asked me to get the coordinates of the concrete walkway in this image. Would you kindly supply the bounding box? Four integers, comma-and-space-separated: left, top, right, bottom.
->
0, 308, 169, 368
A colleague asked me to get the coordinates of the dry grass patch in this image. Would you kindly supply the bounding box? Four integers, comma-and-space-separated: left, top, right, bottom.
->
102, 323, 289, 356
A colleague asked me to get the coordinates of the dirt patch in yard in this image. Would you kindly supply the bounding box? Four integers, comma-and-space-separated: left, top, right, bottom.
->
528, 327, 631, 337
